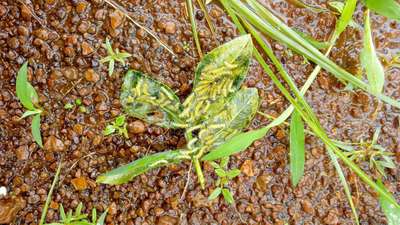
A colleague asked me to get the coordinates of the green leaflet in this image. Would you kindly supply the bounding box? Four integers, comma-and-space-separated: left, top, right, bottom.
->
16, 62, 38, 111
332, 0, 357, 39
361, 10, 385, 95
31, 113, 43, 147
289, 110, 305, 187
377, 180, 400, 225
96, 150, 189, 185
194, 88, 259, 157
120, 70, 185, 128
181, 35, 253, 124
364, 0, 400, 22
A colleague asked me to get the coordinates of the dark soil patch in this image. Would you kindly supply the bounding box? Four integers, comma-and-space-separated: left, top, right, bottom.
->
0, 0, 399, 224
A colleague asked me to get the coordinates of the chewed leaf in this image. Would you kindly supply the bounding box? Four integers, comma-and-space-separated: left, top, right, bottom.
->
361, 10, 385, 95
96, 150, 188, 185
364, 0, 400, 22
16, 62, 38, 111
121, 70, 185, 128
181, 35, 253, 124
195, 88, 259, 157
377, 180, 400, 225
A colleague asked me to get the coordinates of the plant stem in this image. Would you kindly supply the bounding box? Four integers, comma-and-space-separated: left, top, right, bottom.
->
187, 0, 203, 58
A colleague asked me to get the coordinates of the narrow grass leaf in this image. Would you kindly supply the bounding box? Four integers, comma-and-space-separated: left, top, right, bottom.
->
16, 62, 37, 110
186, 0, 203, 57
361, 10, 385, 94
333, 0, 357, 39
221, 188, 234, 204
208, 187, 222, 200
96, 210, 108, 225
20, 110, 40, 119
39, 161, 62, 225
364, 0, 400, 22
377, 180, 400, 225
96, 150, 188, 184
289, 110, 305, 187
327, 146, 359, 225
202, 126, 269, 161
32, 114, 43, 148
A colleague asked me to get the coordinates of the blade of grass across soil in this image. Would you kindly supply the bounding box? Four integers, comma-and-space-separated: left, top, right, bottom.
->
39, 161, 62, 225
216, 0, 400, 210
289, 110, 305, 187
196, 0, 216, 37
377, 180, 400, 225
361, 10, 385, 95
187, 0, 203, 57
232, 0, 400, 109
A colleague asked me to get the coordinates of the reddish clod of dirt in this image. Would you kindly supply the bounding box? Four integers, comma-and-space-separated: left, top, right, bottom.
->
0, 0, 399, 224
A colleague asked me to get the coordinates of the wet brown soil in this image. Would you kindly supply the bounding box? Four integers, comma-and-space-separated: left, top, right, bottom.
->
0, 0, 399, 224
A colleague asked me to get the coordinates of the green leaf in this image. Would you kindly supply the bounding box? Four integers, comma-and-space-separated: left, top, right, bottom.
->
75, 203, 83, 216
215, 168, 226, 177
220, 157, 229, 168
289, 110, 305, 187
221, 188, 234, 204
196, 88, 259, 156
64, 103, 74, 110
20, 110, 40, 119
209, 161, 220, 169
361, 10, 385, 95
96, 150, 188, 185
377, 180, 400, 225
103, 125, 116, 136
364, 0, 400, 22
32, 114, 43, 147
60, 205, 66, 221
120, 70, 185, 128
295, 30, 330, 50
108, 60, 115, 76
96, 210, 108, 225
114, 115, 125, 127
181, 35, 253, 124
332, 0, 357, 39
16, 62, 38, 110
202, 126, 269, 161
208, 187, 222, 200
91, 209, 97, 223
226, 169, 241, 179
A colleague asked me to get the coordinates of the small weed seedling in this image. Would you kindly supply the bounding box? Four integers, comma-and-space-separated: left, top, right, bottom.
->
45, 202, 108, 225
100, 38, 131, 76
16, 62, 43, 147
96, 35, 258, 189
103, 115, 128, 138
64, 98, 86, 113
343, 128, 395, 177
208, 157, 240, 204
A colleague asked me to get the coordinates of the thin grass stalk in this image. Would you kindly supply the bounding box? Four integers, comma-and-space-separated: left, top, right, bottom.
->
187, 0, 204, 58
219, 0, 400, 208
196, 0, 216, 37
229, 0, 400, 109
104, 0, 176, 56
39, 161, 62, 225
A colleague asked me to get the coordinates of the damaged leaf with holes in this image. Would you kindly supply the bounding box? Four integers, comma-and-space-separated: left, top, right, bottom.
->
97, 35, 259, 186
180, 35, 253, 125
121, 70, 185, 128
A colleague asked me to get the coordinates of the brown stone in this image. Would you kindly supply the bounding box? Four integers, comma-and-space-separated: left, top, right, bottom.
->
44, 136, 65, 152
240, 159, 254, 176
129, 120, 146, 134
76, 1, 88, 13
84, 69, 99, 82
15, 145, 29, 160
254, 174, 271, 193
301, 199, 314, 214
0, 197, 26, 224
71, 177, 88, 191
81, 41, 94, 55
62, 67, 78, 80
164, 21, 176, 34
109, 10, 124, 29
156, 215, 178, 225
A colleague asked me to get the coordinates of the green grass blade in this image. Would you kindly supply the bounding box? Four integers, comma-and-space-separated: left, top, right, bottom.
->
39, 161, 62, 225
234, 0, 400, 108
187, 0, 203, 57
96, 150, 189, 184
361, 10, 385, 94
202, 127, 269, 161
364, 0, 400, 22
289, 110, 305, 187
333, 0, 357, 39
196, 0, 216, 37
208, 187, 222, 200
96, 209, 108, 225
377, 180, 400, 225
326, 146, 359, 225
221, 188, 234, 204
32, 114, 43, 147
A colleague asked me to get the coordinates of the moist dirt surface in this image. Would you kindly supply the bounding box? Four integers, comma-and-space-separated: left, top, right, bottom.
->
0, 0, 399, 224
